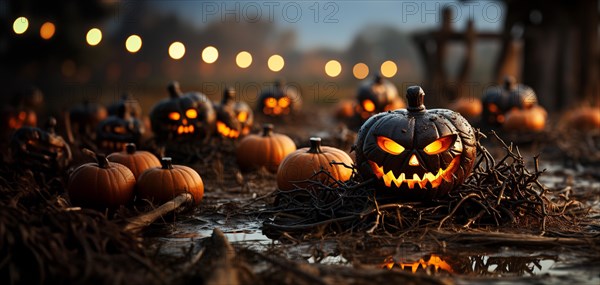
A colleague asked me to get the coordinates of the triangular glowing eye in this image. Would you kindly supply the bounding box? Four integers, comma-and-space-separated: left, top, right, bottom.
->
377, 136, 404, 155
278, 97, 290, 108
185, 109, 197, 119
168, 112, 180, 121
237, 111, 248, 122
265, 98, 277, 108
423, 135, 455, 155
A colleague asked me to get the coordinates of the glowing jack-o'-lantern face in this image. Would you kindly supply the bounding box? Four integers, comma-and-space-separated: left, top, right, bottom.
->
355, 86, 476, 200
257, 81, 301, 117
482, 76, 538, 127
149, 81, 215, 143
356, 75, 404, 119
215, 88, 254, 139
96, 105, 145, 152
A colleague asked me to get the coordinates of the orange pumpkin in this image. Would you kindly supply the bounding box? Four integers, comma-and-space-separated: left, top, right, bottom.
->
107, 143, 161, 179
448, 97, 483, 120
503, 105, 547, 132
277, 137, 353, 190
236, 124, 296, 173
137, 157, 204, 205
68, 153, 136, 209
562, 106, 600, 131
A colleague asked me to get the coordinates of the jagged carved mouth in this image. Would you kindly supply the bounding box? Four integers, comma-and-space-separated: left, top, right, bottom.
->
381, 255, 453, 273
175, 125, 194, 134
216, 121, 240, 139
368, 155, 461, 189
99, 140, 127, 151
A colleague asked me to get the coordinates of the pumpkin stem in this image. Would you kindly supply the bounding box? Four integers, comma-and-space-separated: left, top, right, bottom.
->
406, 86, 426, 112
168, 81, 182, 98
96, 153, 109, 168
125, 143, 136, 154
161, 157, 174, 170
222, 87, 236, 104
262, 124, 274, 137
503, 76, 516, 90
373, 73, 383, 84
307, 137, 323, 154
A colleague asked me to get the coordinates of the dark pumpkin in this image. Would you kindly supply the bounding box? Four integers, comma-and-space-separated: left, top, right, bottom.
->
107, 143, 161, 179
96, 104, 145, 153
107, 93, 142, 118
214, 87, 254, 139
69, 100, 108, 139
9, 117, 72, 174
149, 81, 216, 143
481, 76, 537, 127
354, 86, 476, 200
277, 137, 353, 190
137, 157, 204, 205
356, 74, 405, 119
257, 80, 302, 117
68, 153, 136, 209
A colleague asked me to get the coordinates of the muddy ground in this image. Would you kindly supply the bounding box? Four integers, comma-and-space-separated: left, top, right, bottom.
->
1, 106, 599, 285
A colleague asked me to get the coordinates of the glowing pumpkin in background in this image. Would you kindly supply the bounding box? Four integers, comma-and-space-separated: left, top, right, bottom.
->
256, 80, 302, 117
9, 117, 72, 175
96, 104, 145, 153
448, 97, 483, 123
214, 87, 254, 139
481, 76, 539, 128
503, 105, 547, 132
149, 81, 216, 144
356, 74, 405, 119
354, 86, 476, 200
1, 87, 42, 140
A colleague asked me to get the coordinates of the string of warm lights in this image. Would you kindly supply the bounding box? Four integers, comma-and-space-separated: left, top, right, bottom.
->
11, 16, 400, 79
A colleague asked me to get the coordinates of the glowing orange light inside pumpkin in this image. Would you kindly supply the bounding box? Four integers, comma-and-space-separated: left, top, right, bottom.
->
369, 156, 460, 189
185, 109, 197, 119
237, 111, 248, 122
377, 136, 404, 155
265, 98, 277, 108
177, 125, 194, 134
408, 154, 419, 166
216, 121, 240, 138
488, 103, 498, 113
168, 112, 180, 121
278, 97, 290, 108
423, 135, 455, 155
381, 255, 453, 273
362, 99, 376, 112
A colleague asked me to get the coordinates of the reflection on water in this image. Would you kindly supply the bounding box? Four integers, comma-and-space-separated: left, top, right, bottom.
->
379, 253, 558, 277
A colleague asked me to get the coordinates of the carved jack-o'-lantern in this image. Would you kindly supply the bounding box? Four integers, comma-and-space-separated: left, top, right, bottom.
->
381, 254, 453, 274
149, 81, 216, 143
69, 100, 108, 140
215, 87, 254, 139
481, 76, 537, 127
1, 87, 41, 138
107, 93, 142, 118
9, 117, 72, 174
354, 86, 476, 200
257, 80, 302, 117
356, 74, 405, 119
96, 105, 145, 153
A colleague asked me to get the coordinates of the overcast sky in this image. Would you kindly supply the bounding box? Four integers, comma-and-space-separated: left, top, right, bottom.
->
151, 0, 506, 50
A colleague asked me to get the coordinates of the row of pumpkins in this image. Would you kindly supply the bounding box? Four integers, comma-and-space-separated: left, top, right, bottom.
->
68, 86, 478, 209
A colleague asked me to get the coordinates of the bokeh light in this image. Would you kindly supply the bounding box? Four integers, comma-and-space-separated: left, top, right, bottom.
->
236, 51, 253, 68
353, 63, 369, 79
86, 28, 102, 46
325, 60, 342, 77
268, 54, 285, 72
202, 46, 219, 63
380, 60, 398, 78
39, 22, 55, 40
125, 35, 142, 53
13, 17, 29, 35
168, 41, 186, 60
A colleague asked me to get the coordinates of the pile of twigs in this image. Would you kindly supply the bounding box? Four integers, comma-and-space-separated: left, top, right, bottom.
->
0, 167, 164, 285
262, 131, 584, 239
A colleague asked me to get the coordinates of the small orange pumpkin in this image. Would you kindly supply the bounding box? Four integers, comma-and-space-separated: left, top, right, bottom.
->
503, 105, 547, 132
561, 106, 600, 131
448, 97, 483, 120
137, 157, 204, 205
277, 137, 354, 190
107, 143, 161, 179
236, 124, 296, 173
68, 153, 136, 209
